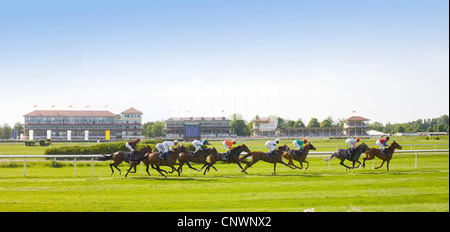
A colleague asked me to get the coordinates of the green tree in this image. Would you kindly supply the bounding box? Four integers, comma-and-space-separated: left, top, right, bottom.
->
320, 117, 333, 127
294, 118, 305, 128
369, 122, 384, 132
0, 123, 12, 139
151, 121, 165, 137
231, 119, 251, 136
307, 118, 320, 128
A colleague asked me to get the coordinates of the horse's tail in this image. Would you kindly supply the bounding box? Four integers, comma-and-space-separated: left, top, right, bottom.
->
97, 154, 113, 161
323, 152, 336, 162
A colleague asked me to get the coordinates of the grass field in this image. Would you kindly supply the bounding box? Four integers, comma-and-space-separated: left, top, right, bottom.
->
0, 137, 448, 212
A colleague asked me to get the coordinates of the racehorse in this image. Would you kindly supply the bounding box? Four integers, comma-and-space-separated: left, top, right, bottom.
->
323, 143, 370, 170
97, 145, 153, 175
361, 141, 402, 171
142, 144, 187, 177
278, 142, 316, 170
240, 149, 295, 175
204, 144, 252, 175
177, 147, 219, 174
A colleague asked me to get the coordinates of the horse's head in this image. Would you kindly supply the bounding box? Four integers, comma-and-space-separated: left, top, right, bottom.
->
237, 144, 252, 154
211, 147, 218, 155
140, 145, 152, 153
278, 144, 290, 152
391, 141, 402, 150
360, 142, 369, 152
177, 144, 186, 153
307, 142, 317, 151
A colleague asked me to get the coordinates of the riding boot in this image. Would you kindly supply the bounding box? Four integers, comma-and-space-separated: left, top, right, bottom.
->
159, 152, 164, 159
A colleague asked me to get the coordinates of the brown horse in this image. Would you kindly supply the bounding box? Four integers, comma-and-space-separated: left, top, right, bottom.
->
240, 149, 295, 175
362, 140, 402, 171
177, 147, 218, 174
204, 144, 252, 175
142, 145, 186, 177
97, 146, 153, 175
278, 142, 316, 170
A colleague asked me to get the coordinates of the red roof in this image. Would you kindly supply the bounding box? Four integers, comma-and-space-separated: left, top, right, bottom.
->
24, 110, 116, 117
121, 107, 143, 114
343, 116, 370, 121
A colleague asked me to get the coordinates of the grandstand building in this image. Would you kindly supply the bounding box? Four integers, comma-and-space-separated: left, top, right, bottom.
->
23, 107, 143, 140
165, 117, 232, 140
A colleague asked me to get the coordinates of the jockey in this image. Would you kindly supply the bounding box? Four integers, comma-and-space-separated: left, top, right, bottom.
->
125, 138, 140, 155
376, 136, 390, 155
158, 140, 179, 159
346, 138, 360, 155
265, 138, 280, 157
223, 139, 236, 159
192, 139, 208, 155
293, 139, 308, 155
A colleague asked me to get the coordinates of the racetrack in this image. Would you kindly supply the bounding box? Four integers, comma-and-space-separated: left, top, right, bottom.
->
1, 152, 448, 212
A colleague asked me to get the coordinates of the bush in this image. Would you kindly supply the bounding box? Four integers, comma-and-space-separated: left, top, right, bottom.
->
25, 141, 36, 146
39, 139, 51, 146
44, 141, 158, 159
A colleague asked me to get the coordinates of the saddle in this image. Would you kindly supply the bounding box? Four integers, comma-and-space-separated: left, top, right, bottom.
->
293, 150, 301, 156
124, 152, 131, 159
126, 151, 144, 161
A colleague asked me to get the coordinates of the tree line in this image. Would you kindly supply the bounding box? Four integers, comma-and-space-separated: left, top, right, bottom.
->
2, 114, 448, 139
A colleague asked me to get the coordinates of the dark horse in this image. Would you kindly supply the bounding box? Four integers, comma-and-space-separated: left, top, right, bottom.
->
142, 145, 187, 177
323, 143, 370, 170
204, 144, 252, 175
362, 141, 402, 171
97, 146, 153, 175
278, 142, 316, 170
240, 149, 295, 175
177, 147, 218, 174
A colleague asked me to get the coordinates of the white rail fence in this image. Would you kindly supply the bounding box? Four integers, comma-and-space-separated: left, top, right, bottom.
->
1, 149, 448, 176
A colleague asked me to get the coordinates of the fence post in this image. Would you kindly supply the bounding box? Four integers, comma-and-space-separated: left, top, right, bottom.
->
23, 158, 27, 176
74, 158, 77, 176
91, 157, 94, 176
415, 152, 418, 169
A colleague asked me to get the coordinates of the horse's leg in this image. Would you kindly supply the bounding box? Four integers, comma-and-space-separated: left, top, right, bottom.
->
109, 163, 115, 175
114, 165, 122, 175
177, 163, 184, 174
129, 163, 137, 173
273, 162, 277, 175
125, 163, 136, 177
361, 154, 373, 169
280, 160, 295, 170
339, 159, 352, 170
186, 162, 200, 172
236, 162, 248, 174
355, 160, 361, 168
303, 161, 309, 170
199, 163, 208, 171
288, 158, 301, 169
386, 160, 390, 171
375, 159, 385, 169
145, 163, 151, 176
203, 164, 211, 175
241, 158, 257, 173
155, 164, 166, 177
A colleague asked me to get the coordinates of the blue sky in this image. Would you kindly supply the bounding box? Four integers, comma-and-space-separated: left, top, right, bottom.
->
1, 0, 448, 126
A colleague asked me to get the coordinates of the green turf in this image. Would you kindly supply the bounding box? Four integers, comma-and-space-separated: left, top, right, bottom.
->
0, 153, 448, 212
